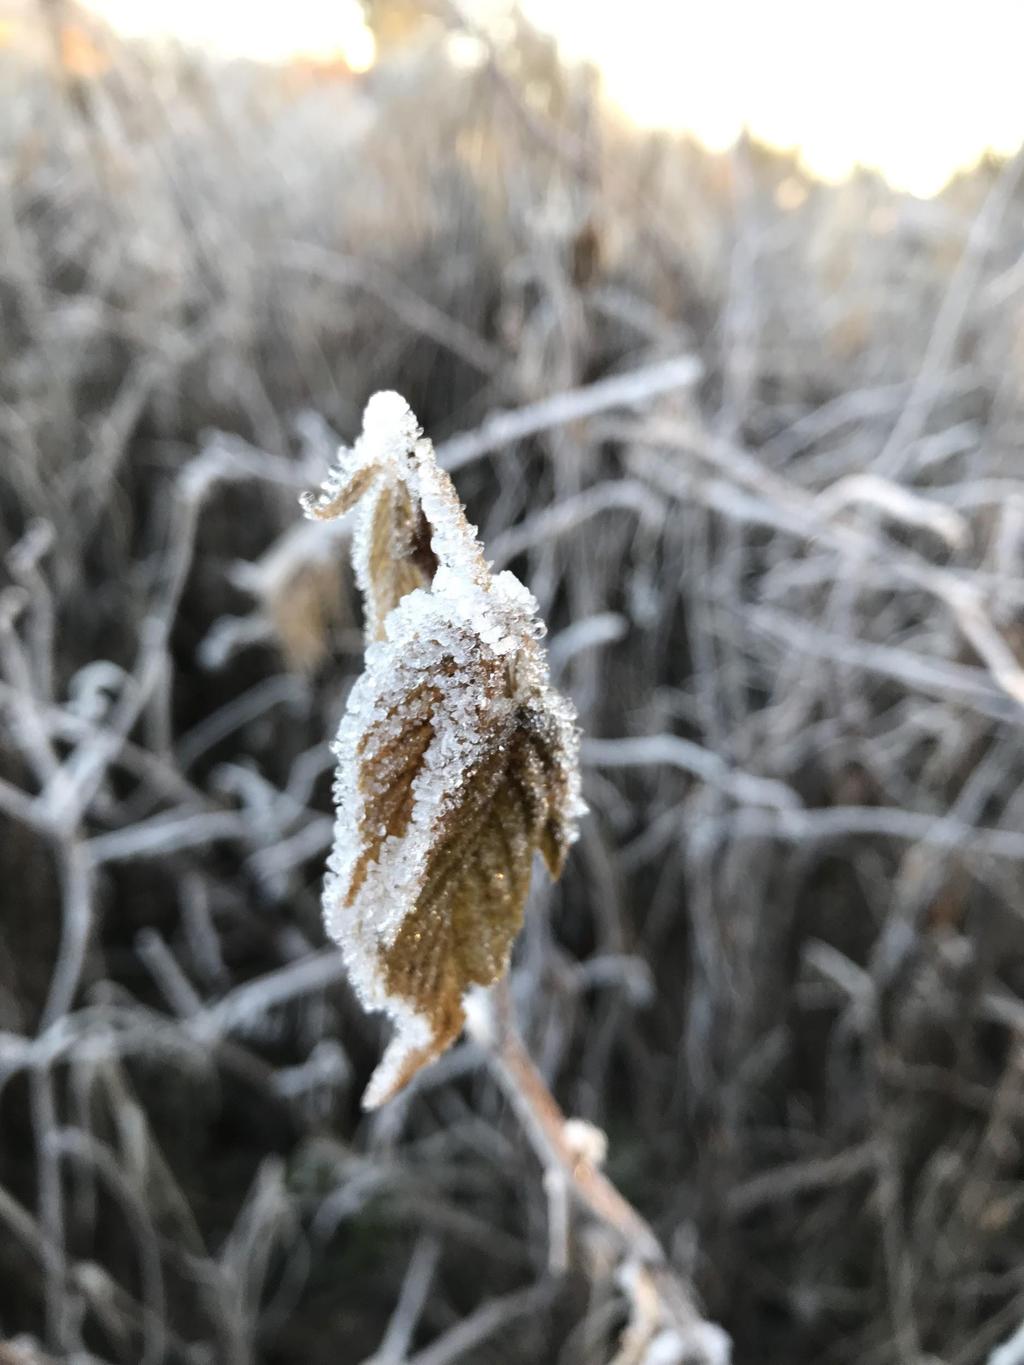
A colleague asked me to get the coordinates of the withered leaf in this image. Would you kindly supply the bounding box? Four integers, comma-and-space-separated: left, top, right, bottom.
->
300, 461, 376, 523
363, 481, 435, 640
370, 702, 571, 1106
301, 393, 437, 641
306, 393, 584, 1107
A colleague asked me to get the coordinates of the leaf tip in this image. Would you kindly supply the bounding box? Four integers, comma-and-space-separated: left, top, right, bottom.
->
360, 1000, 466, 1109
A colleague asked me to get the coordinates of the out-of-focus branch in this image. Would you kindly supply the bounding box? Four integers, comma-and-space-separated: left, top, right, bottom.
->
282, 242, 505, 379
437, 355, 703, 472
467, 980, 731, 1364
628, 419, 1024, 714
583, 733, 801, 812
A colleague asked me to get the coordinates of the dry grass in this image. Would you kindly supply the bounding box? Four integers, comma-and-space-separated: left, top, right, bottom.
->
1, 9, 1024, 1363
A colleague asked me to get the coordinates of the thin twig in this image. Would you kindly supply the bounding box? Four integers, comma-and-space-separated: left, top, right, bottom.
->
466, 980, 730, 1361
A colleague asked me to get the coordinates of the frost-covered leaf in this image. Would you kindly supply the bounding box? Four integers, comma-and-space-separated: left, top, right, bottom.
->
303, 392, 585, 1108
363, 481, 435, 639
301, 392, 437, 640
326, 574, 583, 1108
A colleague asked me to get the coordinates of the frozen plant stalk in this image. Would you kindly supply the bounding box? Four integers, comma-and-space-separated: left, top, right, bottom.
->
302, 393, 584, 1108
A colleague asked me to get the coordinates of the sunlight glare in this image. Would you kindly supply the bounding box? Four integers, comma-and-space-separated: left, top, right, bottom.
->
519, 0, 1024, 197
84, 0, 377, 71
78, 0, 1024, 196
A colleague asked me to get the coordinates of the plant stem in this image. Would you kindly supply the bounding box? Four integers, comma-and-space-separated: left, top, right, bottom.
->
468, 978, 731, 1363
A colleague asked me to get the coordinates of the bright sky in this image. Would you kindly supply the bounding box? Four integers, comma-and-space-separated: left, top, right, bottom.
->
81, 0, 1024, 197
82, 0, 377, 69
520, 0, 1024, 196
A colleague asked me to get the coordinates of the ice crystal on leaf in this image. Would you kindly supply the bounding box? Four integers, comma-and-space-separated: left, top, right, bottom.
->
300, 391, 437, 641
302, 392, 584, 1107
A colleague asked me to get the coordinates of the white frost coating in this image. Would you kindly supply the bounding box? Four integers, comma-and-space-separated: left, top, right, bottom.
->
304, 391, 585, 1108
413, 438, 490, 590
300, 390, 426, 640
562, 1117, 608, 1168
350, 394, 422, 614
362, 389, 419, 441
642, 1332, 690, 1365
990, 1320, 1024, 1365
642, 1325, 731, 1365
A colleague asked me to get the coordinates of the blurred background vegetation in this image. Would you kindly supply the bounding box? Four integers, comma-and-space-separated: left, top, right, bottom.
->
1, 2, 1024, 1362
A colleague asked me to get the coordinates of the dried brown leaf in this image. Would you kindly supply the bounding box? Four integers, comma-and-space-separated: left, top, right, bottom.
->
306, 393, 584, 1107
364, 481, 435, 640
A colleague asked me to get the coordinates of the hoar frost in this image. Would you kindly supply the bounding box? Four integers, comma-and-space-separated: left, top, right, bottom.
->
302, 392, 584, 1107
